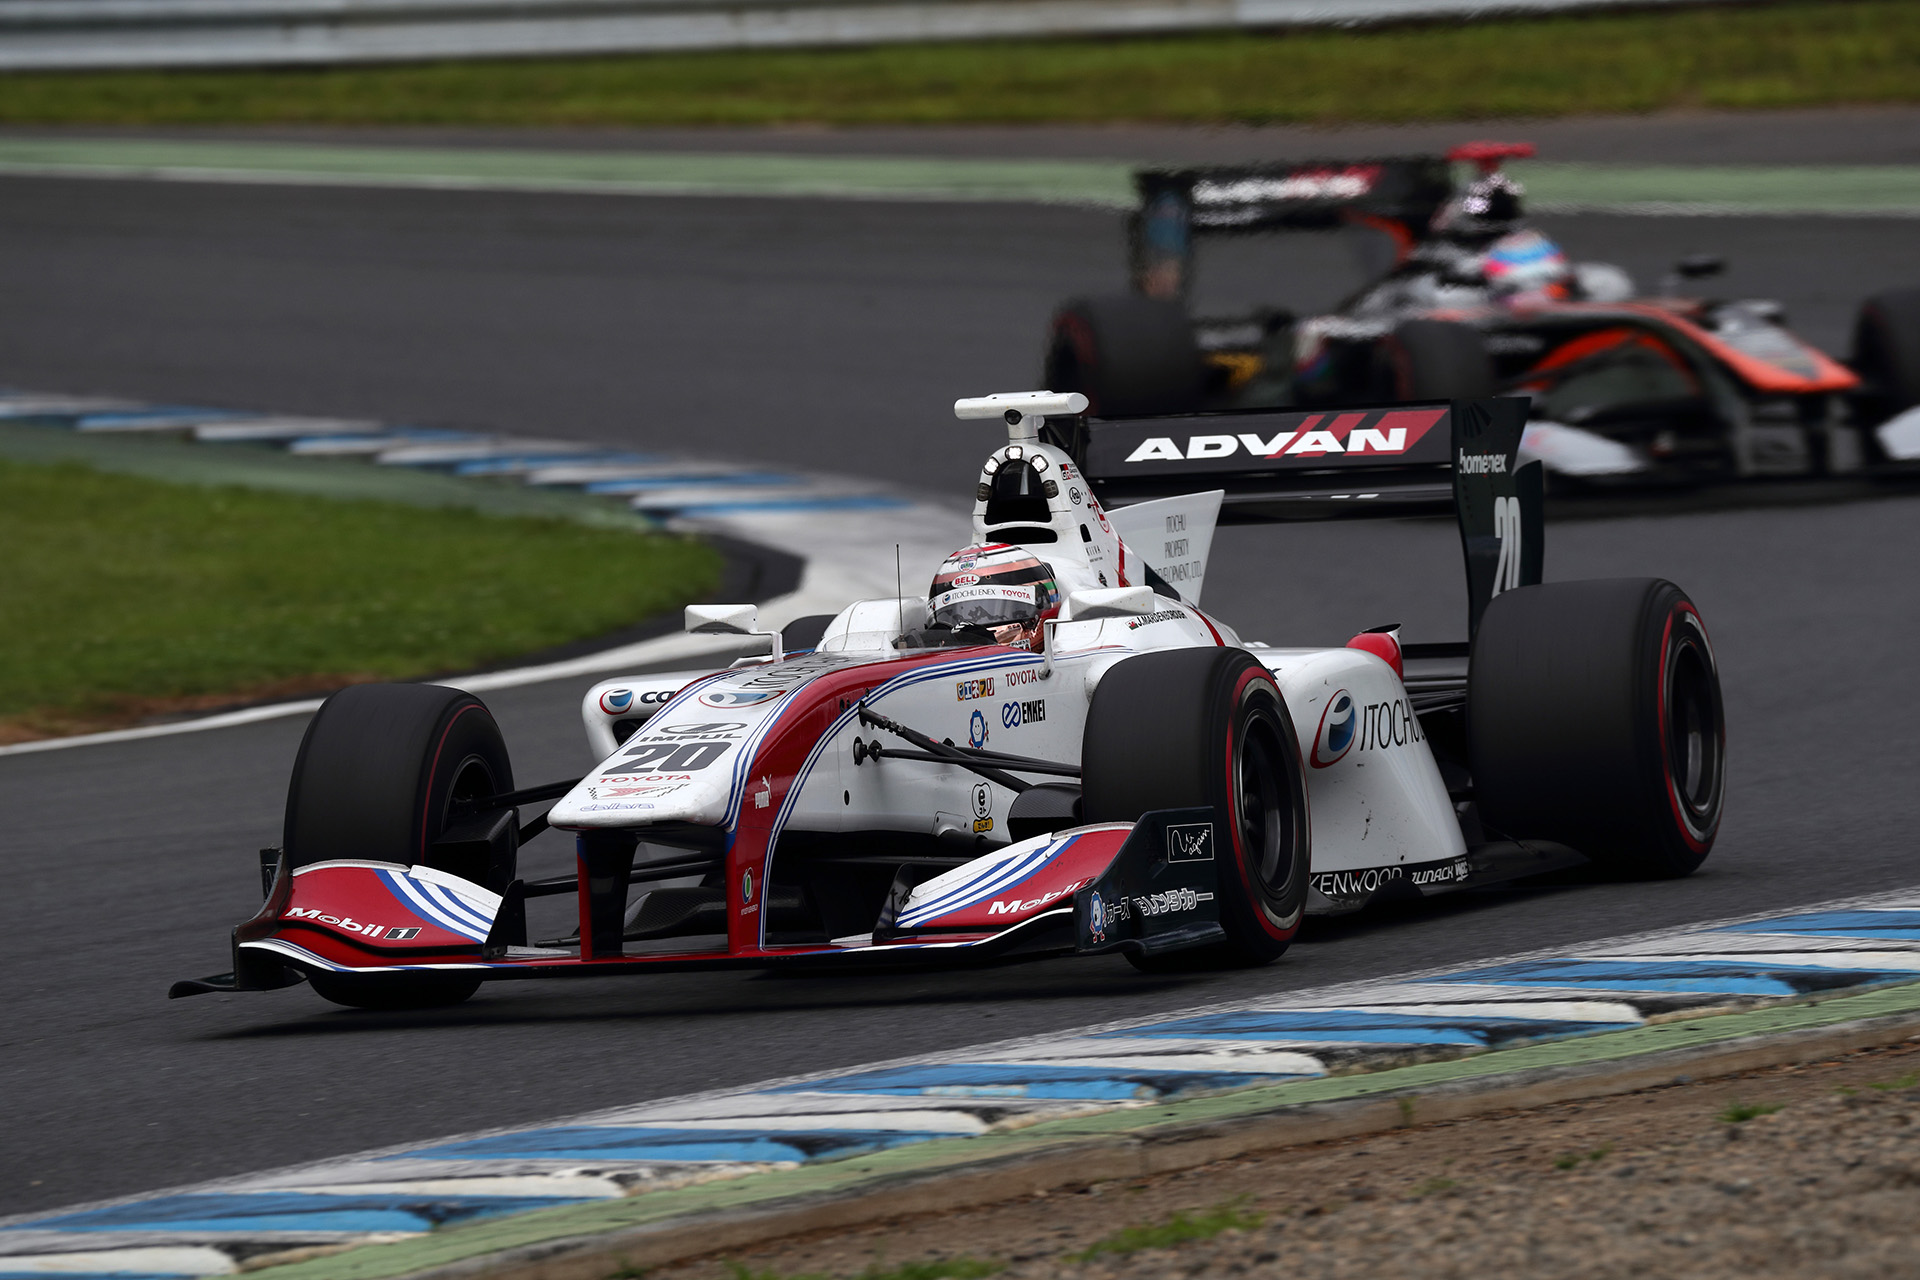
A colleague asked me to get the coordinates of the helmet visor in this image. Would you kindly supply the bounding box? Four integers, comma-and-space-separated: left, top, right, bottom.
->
931, 583, 1038, 630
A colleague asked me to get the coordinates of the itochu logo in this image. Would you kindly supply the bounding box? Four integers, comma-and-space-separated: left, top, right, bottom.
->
1311, 689, 1357, 768
598, 688, 634, 715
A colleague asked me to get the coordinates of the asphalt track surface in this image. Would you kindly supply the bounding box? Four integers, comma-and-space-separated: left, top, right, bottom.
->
5, 117, 1920, 1217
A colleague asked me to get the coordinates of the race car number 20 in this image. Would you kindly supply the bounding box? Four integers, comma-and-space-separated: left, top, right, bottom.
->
606, 741, 731, 774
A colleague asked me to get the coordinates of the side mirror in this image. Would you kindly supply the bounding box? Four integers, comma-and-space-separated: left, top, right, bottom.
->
685, 603, 759, 636
1675, 254, 1725, 280
1067, 586, 1157, 620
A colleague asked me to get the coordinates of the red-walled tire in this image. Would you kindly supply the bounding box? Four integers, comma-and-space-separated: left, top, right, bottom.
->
284, 683, 513, 1009
1469, 579, 1725, 879
1083, 647, 1309, 969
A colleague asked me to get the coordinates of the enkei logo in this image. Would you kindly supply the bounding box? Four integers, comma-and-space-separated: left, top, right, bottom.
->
1311, 690, 1357, 768
1001, 699, 1045, 729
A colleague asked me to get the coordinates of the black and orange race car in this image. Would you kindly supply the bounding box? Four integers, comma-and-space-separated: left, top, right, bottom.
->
1043, 143, 1920, 486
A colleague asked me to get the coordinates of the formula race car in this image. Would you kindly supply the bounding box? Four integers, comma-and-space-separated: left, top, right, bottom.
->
174, 391, 1727, 1010
1043, 143, 1920, 485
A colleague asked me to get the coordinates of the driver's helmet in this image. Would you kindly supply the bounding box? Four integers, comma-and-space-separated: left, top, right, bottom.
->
928, 544, 1061, 651
1432, 172, 1526, 246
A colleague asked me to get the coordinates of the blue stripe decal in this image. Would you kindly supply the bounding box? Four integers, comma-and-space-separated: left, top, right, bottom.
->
414, 879, 495, 934
1100, 1009, 1637, 1047
1719, 910, 1920, 939
378, 871, 490, 941
775, 1062, 1313, 1101
453, 453, 660, 475
13, 1192, 582, 1235
392, 1126, 948, 1165
1430, 958, 1917, 996
583, 473, 798, 493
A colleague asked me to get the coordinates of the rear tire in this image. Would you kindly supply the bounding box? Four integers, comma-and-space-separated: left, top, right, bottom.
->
1469, 579, 1725, 879
1045, 294, 1206, 417
1851, 287, 1920, 427
1375, 319, 1496, 401
285, 683, 513, 1010
1082, 648, 1309, 969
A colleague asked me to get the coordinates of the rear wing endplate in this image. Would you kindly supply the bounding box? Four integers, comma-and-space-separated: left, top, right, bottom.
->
1061, 397, 1542, 640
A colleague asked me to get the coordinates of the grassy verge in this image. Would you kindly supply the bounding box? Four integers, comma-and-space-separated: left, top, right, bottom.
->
0, 456, 721, 741
0, 0, 1913, 127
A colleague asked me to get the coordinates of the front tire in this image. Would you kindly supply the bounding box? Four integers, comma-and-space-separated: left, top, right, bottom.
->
1082, 648, 1309, 968
1375, 319, 1496, 401
1045, 294, 1206, 417
285, 683, 514, 1009
1852, 287, 1920, 428
1469, 579, 1725, 879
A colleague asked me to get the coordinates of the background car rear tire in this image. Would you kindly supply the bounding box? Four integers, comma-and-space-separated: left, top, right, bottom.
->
1469, 579, 1725, 879
1082, 647, 1309, 969
285, 683, 514, 1010
1045, 294, 1206, 417
1375, 319, 1496, 401
1851, 287, 1920, 427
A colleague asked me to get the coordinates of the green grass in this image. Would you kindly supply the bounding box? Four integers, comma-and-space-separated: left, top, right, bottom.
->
1718, 1100, 1785, 1123
1553, 1144, 1614, 1170
0, 0, 1912, 127
1072, 1199, 1263, 1260
0, 457, 720, 738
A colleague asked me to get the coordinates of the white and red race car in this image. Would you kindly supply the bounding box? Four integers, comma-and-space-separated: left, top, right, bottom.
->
175, 392, 1726, 1010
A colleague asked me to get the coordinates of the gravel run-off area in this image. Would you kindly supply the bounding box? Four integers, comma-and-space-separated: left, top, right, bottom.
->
655, 1037, 1920, 1280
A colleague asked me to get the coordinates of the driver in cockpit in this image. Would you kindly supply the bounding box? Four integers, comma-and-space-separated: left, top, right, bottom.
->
916, 545, 1062, 652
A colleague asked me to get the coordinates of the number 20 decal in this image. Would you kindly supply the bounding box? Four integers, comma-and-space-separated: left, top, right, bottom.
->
606, 741, 731, 773
1491, 495, 1525, 596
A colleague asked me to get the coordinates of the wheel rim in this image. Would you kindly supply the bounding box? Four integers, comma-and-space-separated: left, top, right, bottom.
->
1235, 707, 1303, 911
1664, 630, 1723, 831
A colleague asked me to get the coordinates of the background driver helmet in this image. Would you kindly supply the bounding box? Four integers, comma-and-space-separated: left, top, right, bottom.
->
928, 544, 1061, 650
1433, 172, 1526, 246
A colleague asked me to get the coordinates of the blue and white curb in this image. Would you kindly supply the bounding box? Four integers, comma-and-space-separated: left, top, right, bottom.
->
8, 890, 1920, 1276
0, 387, 974, 757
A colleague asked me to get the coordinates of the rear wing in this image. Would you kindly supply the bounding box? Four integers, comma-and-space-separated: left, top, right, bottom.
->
1129, 157, 1453, 300
1056, 396, 1542, 639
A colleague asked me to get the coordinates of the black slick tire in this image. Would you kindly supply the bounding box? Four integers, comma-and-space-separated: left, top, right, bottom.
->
1469, 579, 1725, 879
1851, 287, 1920, 427
1045, 295, 1206, 417
1082, 648, 1309, 969
284, 683, 515, 1010
1375, 319, 1496, 401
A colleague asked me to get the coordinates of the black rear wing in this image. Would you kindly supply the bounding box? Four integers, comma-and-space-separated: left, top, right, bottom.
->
1058, 396, 1541, 639
1128, 157, 1453, 299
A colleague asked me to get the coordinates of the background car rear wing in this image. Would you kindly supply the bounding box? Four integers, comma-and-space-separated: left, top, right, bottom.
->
1128, 157, 1453, 300
1057, 396, 1542, 639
